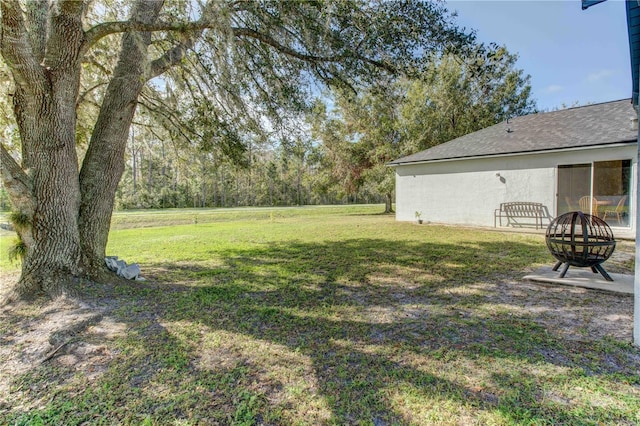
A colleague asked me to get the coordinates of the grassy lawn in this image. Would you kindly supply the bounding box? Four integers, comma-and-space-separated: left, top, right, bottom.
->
1, 205, 638, 425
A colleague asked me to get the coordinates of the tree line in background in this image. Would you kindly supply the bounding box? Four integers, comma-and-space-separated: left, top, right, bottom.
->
103, 43, 536, 212
113, 123, 386, 210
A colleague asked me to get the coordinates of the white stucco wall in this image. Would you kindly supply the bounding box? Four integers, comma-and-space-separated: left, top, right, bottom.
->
394, 144, 636, 236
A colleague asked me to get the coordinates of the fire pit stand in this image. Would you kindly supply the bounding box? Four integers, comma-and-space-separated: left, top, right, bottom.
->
545, 211, 616, 281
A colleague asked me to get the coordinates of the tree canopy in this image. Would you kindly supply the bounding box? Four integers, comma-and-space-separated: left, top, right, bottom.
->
309, 44, 536, 213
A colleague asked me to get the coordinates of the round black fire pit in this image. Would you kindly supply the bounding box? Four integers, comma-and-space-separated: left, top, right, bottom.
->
545, 211, 616, 281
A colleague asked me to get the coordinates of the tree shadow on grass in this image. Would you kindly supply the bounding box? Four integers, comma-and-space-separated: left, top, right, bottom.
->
4, 238, 639, 424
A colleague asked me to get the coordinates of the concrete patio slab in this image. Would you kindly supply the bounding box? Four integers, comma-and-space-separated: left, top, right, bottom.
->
523, 267, 634, 294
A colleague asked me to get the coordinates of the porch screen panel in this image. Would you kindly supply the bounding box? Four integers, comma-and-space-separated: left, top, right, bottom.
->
557, 164, 591, 216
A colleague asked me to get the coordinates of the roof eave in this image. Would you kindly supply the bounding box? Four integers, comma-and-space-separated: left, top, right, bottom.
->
387, 140, 637, 167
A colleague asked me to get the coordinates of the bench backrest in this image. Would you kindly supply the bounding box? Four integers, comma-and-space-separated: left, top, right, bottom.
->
503, 202, 544, 217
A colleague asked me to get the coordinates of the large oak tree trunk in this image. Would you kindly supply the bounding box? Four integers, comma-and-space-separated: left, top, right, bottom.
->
4, 3, 85, 299
17, 94, 82, 297
78, 1, 163, 276
2, 0, 163, 298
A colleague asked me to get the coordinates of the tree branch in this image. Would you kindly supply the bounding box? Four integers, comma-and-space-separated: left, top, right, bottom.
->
77, 82, 108, 107
82, 19, 212, 55
58, 0, 86, 16
0, 0, 47, 91
84, 53, 113, 76
25, 0, 49, 62
92, 0, 221, 79
44, 0, 86, 69
83, 0, 226, 51
83, 6, 396, 77
0, 142, 34, 214
147, 36, 195, 79
231, 27, 397, 74
137, 97, 201, 144
231, 27, 342, 64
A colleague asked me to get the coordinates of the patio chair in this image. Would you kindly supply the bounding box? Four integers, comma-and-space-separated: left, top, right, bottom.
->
602, 195, 628, 224
578, 196, 599, 217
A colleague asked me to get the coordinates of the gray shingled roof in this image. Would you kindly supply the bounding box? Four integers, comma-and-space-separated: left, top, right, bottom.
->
389, 99, 637, 166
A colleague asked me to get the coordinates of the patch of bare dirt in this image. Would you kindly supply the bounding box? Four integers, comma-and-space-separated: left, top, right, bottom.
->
0, 275, 128, 412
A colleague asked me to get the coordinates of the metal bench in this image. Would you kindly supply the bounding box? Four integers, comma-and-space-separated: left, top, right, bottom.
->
494, 202, 547, 229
